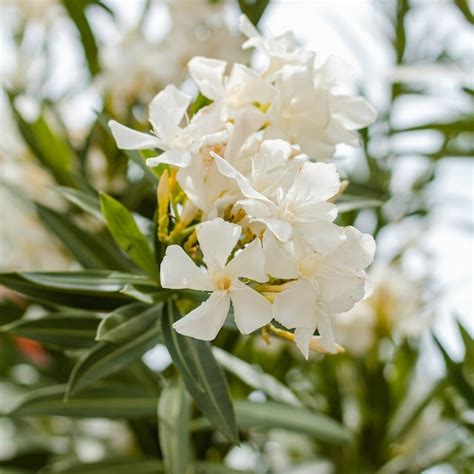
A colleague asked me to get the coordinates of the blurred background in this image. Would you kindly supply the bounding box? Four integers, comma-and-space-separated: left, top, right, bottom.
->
0, 1, 473, 473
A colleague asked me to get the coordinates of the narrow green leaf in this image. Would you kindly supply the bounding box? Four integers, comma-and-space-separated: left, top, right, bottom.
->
161, 302, 238, 444
55, 186, 103, 221
21, 271, 156, 293
336, 198, 383, 214
213, 347, 301, 407
100, 193, 159, 280
67, 315, 161, 395
3, 312, 100, 349
0, 273, 129, 311
158, 379, 191, 474
10, 384, 158, 418
40, 459, 164, 474
62, 0, 100, 75
36, 204, 131, 271
96, 303, 161, 343
235, 400, 352, 444
238, 0, 270, 26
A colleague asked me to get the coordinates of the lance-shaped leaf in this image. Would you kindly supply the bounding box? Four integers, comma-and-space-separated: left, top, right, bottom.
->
10, 383, 158, 418
234, 400, 352, 444
96, 303, 160, 343
36, 204, 131, 271
67, 313, 162, 396
213, 347, 301, 407
2, 312, 100, 349
100, 193, 159, 280
161, 302, 238, 444
0, 273, 129, 311
158, 379, 191, 474
55, 186, 104, 222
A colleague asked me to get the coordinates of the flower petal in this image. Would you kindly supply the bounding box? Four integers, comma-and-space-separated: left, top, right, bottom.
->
173, 291, 230, 340
188, 56, 226, 101
109, 120, 161, 150
316, 308, 337, 353
298, 220, 344, 255
331, 95, 377, 129
226, 238, 268, 282
257, 217, 293, 242
160, 245, 213, 291
262, 231, 299, 279
333, 226, 375, 270
273, 280, 317, 329
146, 150, 191, 168
230, 281, 273, 334
294, 327, 315, 359
149, 85, 192, 144
196, 218, 241, 271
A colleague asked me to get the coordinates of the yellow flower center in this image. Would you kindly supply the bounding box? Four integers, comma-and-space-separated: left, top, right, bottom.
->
216, 275, 232, 291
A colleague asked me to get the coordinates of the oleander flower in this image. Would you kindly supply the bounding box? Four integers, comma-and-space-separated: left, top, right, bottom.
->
160, 218, 272, 340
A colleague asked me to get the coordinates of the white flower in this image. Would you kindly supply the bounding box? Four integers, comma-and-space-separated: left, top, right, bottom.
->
265, 61, 377, 160
160, 218, 272, 340
239, 15, 311, 78
109, 85, 227, 169
213, 151, 344, 255
188, 56, 275, 119
269, 226, 375, 358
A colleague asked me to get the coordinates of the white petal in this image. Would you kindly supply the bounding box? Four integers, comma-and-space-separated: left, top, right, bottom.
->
239, 14, 260, 42
294, 327, 315, 359
146, 150, 191, 168
226, 238, 268, 282
257, 217, 293, 242
262, 231, 299, 279
333, 226, 375, 270
173, 291, 230, 340
298, 220, 344, 255
273, 280, 317, 329
109, 120, 161, 150
316, 308, 337, 353
212, 152, 272, 203
289, 162, 340, 203
230, 281, 273, 334
149, 85, 192, 144
196, 218, 241, 271
160, 245, 213, 291
332, 95, 377, 129
188, 56, 226, 101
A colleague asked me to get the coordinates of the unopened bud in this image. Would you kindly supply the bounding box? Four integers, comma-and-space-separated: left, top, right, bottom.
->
180, 201, 198, 227
157, 169, 170, 214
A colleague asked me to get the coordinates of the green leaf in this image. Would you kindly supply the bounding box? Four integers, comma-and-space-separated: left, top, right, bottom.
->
433, 334, 474, 407
55, 186, 104, 221
158, 379, 191, 474
161, 302, 238, 444
0, 273, 129, 311
0, 299, 25, 326
2, 312, 100, 349
234, 400, 352, 444
40, 458, 164, 474
100, 193, 159, 280
7, 94, 77, 187
336, 198, 383, 214
62, 0, 100, 76
67, 314, 161, 395
10, 384, 158, 418
36, 204, 131, 271
238, 0, 270, 26
213, 347, 301, 407
21, 270, 156, 293
96, 303, 160, 343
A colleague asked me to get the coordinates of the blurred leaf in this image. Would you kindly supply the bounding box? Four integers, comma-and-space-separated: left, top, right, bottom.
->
62, 0, 100, 76
2, 312, 100, 349
36, 204, 132, 271
433, 334, 474, 408
96, 302, 159, 343
190, 92, 213, 117
213, 347, 302, 407
0, 299, 25, 326
238, 0, 270, 26
55, 186, 103, 221
7, 94, 77, 187
0, 273, 129, 310
10, 383, 158, 418
234, 400, 352, 444
41, 458, 164, 474
454, 0, 474, 24
336, 198, 383, 214
66, 317, 161, 395
158, 379, 191, 474
161, 302, 239, 444
100, 193, 159, 280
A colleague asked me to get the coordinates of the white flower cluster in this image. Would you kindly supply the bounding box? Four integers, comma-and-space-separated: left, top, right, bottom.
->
109, 16, 377, 358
